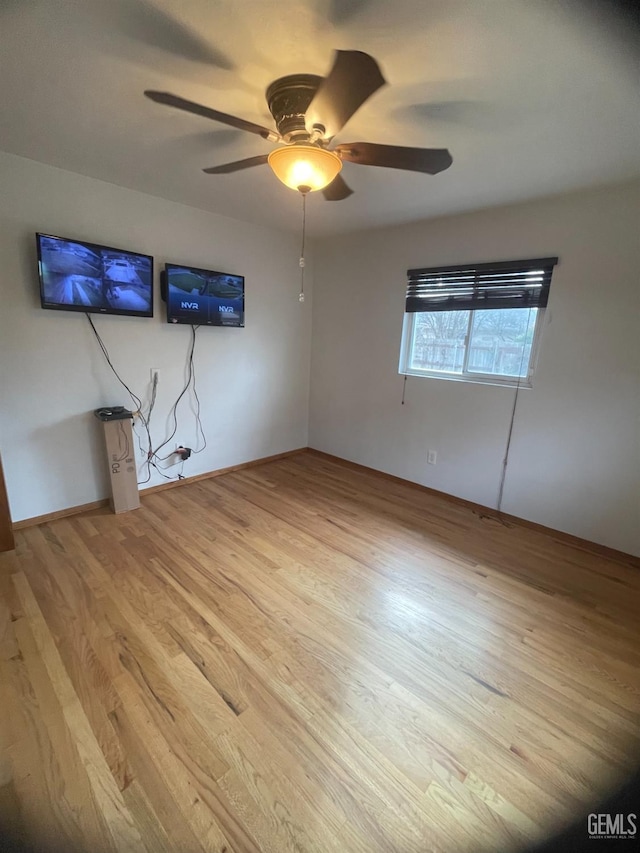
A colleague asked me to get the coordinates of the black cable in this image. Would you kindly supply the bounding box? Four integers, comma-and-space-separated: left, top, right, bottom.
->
85, 313, 153, 483
152, 325, 197, 458
190, 325, 207, 454
136, 451, 153, 485
495, 308, 533, 515
153, 325, 205, 468
87, 315, 207, 483
149, 459, 182, 481
134, 370, 159, 478
86, 314, 142, 412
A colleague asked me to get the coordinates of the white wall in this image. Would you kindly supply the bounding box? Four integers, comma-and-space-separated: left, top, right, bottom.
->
2, 151, 638, 557
0, 151, 312, 522
310, 181, 640, 557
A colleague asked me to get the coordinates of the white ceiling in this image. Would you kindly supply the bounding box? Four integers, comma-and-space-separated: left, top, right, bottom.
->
1, 0, 639, 236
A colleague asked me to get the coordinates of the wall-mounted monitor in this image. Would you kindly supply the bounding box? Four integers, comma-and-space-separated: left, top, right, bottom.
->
37, 233, 153, 317
163, 263, 244, 327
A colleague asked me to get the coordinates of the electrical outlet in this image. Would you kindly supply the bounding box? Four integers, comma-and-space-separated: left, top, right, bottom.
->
427, 450, 437, 465
161, 444, 182, 467
150, 368, 160, 383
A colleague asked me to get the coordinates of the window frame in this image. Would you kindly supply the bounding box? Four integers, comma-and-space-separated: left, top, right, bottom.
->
398, 306, 546, 389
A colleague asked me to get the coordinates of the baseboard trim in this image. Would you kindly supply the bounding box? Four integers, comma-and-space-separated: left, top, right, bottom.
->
304, 448, 640, 568
141, 448, 308, 496
12, 448, 308, 531
13, 445, 638, 568
12, 499, 111, 530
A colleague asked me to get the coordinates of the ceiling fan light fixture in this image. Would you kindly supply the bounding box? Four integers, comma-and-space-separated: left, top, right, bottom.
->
267, 145, 342, 193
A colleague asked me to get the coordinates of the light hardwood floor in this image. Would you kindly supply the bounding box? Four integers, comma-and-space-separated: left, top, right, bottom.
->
1, 451, 639, 852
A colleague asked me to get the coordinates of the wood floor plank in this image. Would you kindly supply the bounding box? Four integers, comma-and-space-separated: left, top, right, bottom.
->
108, 703, 213, 853
1, 640, 85, 852
153, 504, 588, 815
18, 538, 132, 792
121, 780, 174, 853
214, 723, 332, 853
13, 614, 117, 852
209, 470, 632, 776
109, 697, 235, 853
1, 452, 639, 852
12, 572, 147, 853
0, 590, 18, 662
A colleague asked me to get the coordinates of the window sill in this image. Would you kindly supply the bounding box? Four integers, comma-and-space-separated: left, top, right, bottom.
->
399, 369, 533, 389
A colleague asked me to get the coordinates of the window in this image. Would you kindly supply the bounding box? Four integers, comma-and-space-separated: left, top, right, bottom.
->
399, 257, 557, 387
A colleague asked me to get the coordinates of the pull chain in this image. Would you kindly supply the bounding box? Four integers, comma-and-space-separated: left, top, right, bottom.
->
299, 190, 307, 302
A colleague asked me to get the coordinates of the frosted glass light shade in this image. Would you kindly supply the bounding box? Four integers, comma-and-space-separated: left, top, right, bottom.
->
268, 145, 342, 192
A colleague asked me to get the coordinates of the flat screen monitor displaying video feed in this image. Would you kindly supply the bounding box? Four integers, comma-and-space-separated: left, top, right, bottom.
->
37, 233, 153, 317
164, 263, 244, 327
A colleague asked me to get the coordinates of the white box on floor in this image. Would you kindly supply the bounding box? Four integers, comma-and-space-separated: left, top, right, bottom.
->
101, 417, 140, 513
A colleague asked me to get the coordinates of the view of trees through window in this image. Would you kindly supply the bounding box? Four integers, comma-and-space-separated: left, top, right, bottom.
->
409, 308, 538, 378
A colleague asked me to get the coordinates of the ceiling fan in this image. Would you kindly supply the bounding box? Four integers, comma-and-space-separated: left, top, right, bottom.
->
145, 50, 453, 201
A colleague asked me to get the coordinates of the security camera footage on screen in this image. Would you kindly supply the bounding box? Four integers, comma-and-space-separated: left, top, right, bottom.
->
39, 235, 152, 315
165, 264, 244, 326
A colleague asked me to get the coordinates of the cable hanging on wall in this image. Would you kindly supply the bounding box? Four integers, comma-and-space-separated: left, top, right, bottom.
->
86, 316, 207, 485
152, 325, 199, 457
495, 306, 533, 517
85, 313, 154, 483
189, 325, 207, 455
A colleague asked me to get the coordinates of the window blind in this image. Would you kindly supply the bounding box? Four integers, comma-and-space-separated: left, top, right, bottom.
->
405, 257, 558, 313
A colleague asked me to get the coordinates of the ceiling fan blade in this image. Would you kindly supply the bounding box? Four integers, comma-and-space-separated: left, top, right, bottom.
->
203, 155, 269, 174
145, 91, 281, 142
334, 142, 452, 174
322, 174, 354, 201
306, 51, 386, 139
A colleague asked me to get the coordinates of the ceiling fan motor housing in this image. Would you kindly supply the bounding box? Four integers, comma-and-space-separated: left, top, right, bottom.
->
266, 74, 323, 142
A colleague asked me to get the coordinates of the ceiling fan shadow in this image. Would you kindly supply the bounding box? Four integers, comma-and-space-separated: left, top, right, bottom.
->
326, 0, 374, 26
394, 100, 514, 131
158, 129, 244, 154
0, 0, 33, 14
106, 0, 235, 70
325, 0, 452, 30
